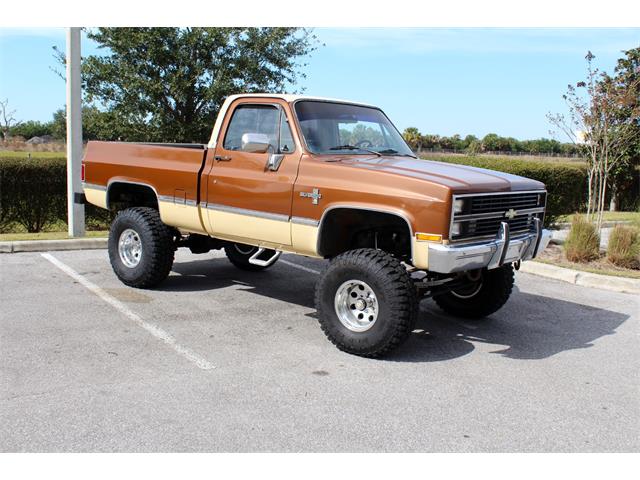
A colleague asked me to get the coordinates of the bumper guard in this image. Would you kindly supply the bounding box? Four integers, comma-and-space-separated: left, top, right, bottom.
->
427, 218, 551, 274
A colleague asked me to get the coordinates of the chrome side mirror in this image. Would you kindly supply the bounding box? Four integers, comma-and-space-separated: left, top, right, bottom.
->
241, 133, 271, 153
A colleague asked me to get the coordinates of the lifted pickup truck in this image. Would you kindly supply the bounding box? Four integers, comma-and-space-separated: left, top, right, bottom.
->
83, 94, 551, 357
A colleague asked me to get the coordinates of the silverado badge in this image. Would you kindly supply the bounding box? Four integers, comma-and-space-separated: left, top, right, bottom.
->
300, 188, 322, 205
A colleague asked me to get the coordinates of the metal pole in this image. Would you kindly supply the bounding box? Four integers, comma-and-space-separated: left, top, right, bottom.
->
66, 27, 85, 237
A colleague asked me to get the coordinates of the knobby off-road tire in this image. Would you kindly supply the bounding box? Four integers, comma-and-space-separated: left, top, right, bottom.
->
433, 264, 515, 319
108, 207, 175, 288
224, 243, 278, 271
315, 248, 418, 358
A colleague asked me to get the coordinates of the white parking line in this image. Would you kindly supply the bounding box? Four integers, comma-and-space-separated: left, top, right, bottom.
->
40, 253, 215, 370
280, 259, 320, 275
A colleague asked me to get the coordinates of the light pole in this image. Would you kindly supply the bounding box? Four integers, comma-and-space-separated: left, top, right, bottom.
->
66, 27, 85, 237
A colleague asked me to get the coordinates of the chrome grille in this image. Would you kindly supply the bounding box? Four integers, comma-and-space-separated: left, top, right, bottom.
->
470, 193, 541, 214
451, 191, 546, 241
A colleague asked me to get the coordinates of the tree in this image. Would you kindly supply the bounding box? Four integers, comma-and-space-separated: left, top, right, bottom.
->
10, 120, 53, 139
0, 99, 21, 141
466, 139, 482, 156
481, 133, 502, 151
463, 134, 479, 149
604, 47, 640, 211
51, 105, 114, 141
58, 28, 318, 143
548, 51, 640, 231
402, 127, 422, 152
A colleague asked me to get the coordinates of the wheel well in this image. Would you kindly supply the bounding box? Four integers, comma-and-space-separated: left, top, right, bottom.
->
107, 182, 158, 211
317, 208, 412, 260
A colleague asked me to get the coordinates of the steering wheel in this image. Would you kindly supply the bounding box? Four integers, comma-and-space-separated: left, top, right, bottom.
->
355, 140, 373, 148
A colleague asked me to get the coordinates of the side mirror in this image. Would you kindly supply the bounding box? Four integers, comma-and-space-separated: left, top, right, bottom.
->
241, 133, 271, 153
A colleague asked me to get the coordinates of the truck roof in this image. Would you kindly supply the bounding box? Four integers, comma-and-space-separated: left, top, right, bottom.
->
222, 93, 377, 108
208, 93, 378, 148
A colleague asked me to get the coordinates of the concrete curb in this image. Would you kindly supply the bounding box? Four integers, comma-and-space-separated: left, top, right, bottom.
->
0, 238, 107, 253
520, 261, 640, 294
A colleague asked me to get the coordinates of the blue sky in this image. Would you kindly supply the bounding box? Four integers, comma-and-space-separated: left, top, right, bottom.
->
0, 28, 638, 140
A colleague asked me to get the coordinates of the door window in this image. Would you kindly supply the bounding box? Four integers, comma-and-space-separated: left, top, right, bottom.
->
223, 104, 295, 154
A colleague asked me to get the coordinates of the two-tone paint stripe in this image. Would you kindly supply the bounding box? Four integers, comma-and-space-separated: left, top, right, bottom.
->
200, 202, 319, 227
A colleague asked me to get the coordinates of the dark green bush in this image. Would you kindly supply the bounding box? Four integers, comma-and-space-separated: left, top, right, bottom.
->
424, 155, 587, 226
564, 215, 600, 263
0, 156, 112, 233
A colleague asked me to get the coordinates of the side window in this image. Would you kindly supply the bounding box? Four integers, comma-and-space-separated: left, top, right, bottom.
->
279, 113, 295, 154
223, 105, 279, 151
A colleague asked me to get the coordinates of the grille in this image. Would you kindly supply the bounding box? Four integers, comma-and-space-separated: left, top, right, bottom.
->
451, 191, 546, 241
470, 193, 541, 214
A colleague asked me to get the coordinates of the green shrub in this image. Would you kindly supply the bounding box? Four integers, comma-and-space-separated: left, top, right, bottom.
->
423, 155, 586, 226
607, 225, 640, 269
0, 156, 112, 233
0, 156, 66, 232
564, 215, 600, 263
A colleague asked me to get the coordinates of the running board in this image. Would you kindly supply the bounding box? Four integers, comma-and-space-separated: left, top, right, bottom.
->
248, 248, 282, 267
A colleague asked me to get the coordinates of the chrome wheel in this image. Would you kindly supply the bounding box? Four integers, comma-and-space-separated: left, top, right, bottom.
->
118, 228, 142, 268
334, 279, 379, 332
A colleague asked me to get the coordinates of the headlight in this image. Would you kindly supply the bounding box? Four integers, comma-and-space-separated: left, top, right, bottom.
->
450, 222, 462, 237
453, 198, 465, 214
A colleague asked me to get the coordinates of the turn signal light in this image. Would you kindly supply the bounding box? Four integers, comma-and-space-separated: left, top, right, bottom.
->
416, 233, 442, 242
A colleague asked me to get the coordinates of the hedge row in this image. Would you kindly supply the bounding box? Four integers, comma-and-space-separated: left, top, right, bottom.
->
0, 154, 590, 233
424, 155, 588, 226
0, 156, 111, 233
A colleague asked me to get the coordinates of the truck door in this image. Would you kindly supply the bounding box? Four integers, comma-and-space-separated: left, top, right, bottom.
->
203, 99, 301, 246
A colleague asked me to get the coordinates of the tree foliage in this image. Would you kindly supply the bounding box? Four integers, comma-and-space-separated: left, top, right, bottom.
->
9, 120, 53, 139
50, 105, 115, 141
604, 47, 640, 210
401, 128, 579, 155
548, 49, 640, 230
64, 27, 317, 143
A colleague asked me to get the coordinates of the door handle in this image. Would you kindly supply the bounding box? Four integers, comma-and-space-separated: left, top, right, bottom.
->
215, 155, 232, 161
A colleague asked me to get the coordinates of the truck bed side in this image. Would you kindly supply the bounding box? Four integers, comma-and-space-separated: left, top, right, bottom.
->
82, 141, 209, 234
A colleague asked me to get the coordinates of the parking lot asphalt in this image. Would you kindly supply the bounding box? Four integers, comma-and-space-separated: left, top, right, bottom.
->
1, 249, 638, 452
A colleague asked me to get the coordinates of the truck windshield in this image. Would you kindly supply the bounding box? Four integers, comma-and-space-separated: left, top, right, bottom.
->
294, 101, 415, 157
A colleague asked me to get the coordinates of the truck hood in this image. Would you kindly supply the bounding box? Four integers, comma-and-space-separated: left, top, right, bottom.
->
329, 155, 545, 193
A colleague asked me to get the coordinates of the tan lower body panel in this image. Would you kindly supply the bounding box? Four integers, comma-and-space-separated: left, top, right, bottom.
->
84, 187, 107, 209
291, 223, 320, 257
206, 209, 292, 246
158, 201, 208, 235
412, 238, 429, 270
200, 207, 322, 257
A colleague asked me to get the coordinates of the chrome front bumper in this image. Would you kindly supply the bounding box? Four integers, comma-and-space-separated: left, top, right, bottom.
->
427, 219, 551, 274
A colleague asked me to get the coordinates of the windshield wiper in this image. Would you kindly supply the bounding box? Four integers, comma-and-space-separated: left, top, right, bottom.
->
329, 145, 382, 157
377, 149, 417, 158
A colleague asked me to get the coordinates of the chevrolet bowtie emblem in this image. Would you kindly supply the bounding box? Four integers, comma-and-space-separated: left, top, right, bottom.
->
504, 208, 518, 220
300, 188, 322, 205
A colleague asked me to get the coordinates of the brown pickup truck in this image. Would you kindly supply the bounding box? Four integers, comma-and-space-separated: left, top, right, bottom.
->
83, 93, 551, 357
